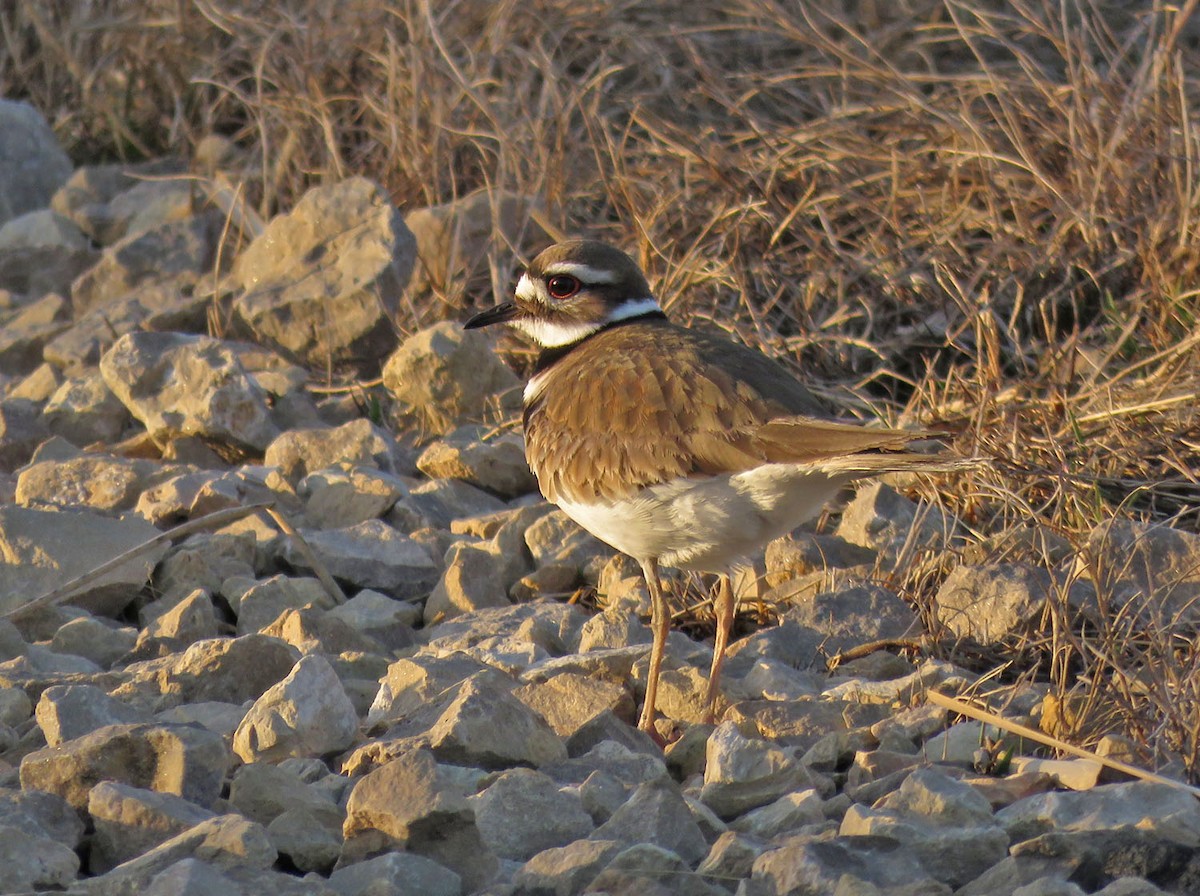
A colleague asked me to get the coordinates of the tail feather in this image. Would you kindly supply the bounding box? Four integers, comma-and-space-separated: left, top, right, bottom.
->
810, 452, 986, 477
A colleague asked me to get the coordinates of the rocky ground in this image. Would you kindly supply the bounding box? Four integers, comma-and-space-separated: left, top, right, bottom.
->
1, 96, 1199, 896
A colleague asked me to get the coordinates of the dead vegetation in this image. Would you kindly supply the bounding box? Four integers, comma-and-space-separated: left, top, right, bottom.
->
5, 0, 1200, 776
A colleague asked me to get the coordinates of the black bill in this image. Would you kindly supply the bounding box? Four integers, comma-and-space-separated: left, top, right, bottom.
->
464, 302, 520, 329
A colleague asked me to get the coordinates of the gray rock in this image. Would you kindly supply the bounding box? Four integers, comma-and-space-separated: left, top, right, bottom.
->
406, 670, 567, 769
0, 206, 87, 250
366, 652, 494, 729
49, 615, 137, 669
0, 686, 31, 726
140, 858, 246, 896
565, 709, 662, 765
35, 683, 149, 746
733, 656, 823, 703
843, 749, 922, 800
10, 359, 64, 402
700, 721, 815, 819
78, 815, 276, 896
0, 505, 166, 617
0, 293, 71, 375
228, 762, 343, 827
512, 839, 622, 896
0, 822, 79, 890
590, 842, 724, 895
696, 830, 767, 887
41, 291, 151, 373
764, 531, 876, 586
264, 418, 411, 483
1010, 883, 1088, 896
1082, 519, 1200, 626
0, 618, 26, 661
591, 778, 709, 865
299, 465, 407, 529
51, 158, 186, 245
725, 695, 889, 753
282, 519, 439, 597
922, 720, 1006, 766
235, 575, 334, 636
417, 429, 536, 498
1095, 880, 1169, 896
0, 243, 95, 306
511, 563, 580, 603
997, 781, 1200, 847
391, 477, 508, 530
100, 179, 197, 242
233, 177, 416, 366
152, 701, 247, 739
841, 767, 1009, 888
525, 510, 613, 573
328, 851, 462, 896
956, 854, 1082, 896
43, 371, 132, 445
383, 320, 519, 435
730, 789, 826, 839
514, 671, 634, 737
0, 786, 84, 847
325, 590, 420, 651
424, 541, 514, 625
935, 563, 1053, 642
152, 532, 259, 607
577, 769, 634, 824
260, 607, 387, 661
19, 721, 229, 810
0, 396, 49, 471
134, 469, 259, 527
341, 747, 498, 891
88, 780, 217, 873
635, 656, 712, 726
112, 634, 299, 711
0, 652, 111, 708
15, 453, 158, 512
425, 599, 584, 658
141, 588, 220, 645
71, 213, 220, 315
233, 654, 359, 763
267, 807, 343, 873
472, 767, 594, 861
836, 481, 955, 567
1012, 828, 1199, 894
748, 835, 948, 895
577, 607, 654, 653
100, 331, 279, 451
0, 99, 72, 227
404, 188, 547, 301
779, 583, 919, 655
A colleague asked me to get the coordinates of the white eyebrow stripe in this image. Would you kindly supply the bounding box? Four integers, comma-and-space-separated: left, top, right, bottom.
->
605, 297, 661, 323
515, 272, 539, 302
542, 262, 619, 284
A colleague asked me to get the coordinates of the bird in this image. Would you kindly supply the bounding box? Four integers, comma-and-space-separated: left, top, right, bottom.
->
465, 239, 973, 736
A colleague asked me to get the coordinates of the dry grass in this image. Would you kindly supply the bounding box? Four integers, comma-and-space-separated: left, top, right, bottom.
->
6, 0, 1200, 776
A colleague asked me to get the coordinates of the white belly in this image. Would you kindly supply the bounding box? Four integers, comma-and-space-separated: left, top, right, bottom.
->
556, 464, 848, 571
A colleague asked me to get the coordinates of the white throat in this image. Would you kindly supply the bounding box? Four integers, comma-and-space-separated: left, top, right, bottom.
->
511, 296, 662, 349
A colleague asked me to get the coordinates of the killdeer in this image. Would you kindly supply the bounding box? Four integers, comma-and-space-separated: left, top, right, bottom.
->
466, 239, 972, 735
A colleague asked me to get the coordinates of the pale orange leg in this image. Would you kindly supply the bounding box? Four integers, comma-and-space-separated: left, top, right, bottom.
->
637, 557, 667, 734
702, 572, 735, 724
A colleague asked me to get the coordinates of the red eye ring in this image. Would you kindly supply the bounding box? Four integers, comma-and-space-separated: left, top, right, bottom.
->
546, 275, 581, 300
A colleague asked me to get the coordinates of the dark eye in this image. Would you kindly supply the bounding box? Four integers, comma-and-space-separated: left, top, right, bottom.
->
546, 275, 581, 300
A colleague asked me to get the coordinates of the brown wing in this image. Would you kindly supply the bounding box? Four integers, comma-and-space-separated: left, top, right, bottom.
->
524, 319, 949, 502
